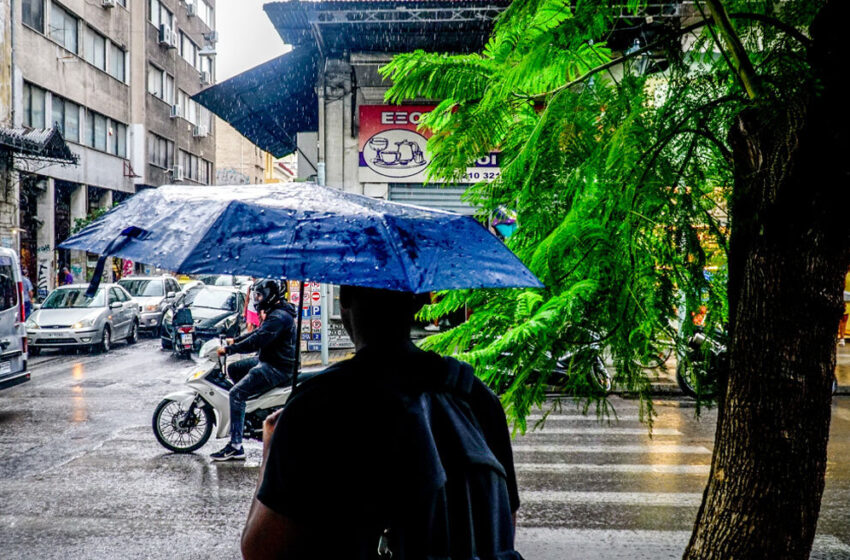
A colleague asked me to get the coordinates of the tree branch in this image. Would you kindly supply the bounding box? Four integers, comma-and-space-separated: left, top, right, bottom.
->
704, 0, 762, 99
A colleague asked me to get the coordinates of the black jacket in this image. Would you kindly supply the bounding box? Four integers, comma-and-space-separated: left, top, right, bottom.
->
225, 302, 297, 372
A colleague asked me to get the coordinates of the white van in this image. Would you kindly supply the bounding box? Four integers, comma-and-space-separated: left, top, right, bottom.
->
0, 248, 29, 390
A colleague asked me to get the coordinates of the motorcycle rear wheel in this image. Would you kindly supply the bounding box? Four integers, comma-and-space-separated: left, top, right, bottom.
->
152, 399, 214, 453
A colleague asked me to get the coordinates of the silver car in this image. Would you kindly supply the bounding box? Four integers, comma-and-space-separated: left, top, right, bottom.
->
26, 284, 141, 354
117, 276, 181, 332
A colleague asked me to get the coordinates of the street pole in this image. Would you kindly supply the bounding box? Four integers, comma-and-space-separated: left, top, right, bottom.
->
317, 75, 329, 366
320, 283, 329, 366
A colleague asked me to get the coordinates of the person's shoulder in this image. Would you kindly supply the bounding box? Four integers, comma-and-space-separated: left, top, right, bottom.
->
284, 359, 361, 412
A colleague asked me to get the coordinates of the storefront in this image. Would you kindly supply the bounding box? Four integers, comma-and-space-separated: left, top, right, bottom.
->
194, 0, 510, 360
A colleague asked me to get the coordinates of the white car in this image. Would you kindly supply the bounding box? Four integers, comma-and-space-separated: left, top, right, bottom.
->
117, 276, 182, 332
26, 284, 141, 354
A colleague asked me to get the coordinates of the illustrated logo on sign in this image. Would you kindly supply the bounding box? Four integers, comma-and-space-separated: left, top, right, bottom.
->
363, 129, 428, 179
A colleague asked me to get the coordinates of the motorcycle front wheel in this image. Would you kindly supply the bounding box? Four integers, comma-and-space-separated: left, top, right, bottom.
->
676, 357, 719, 400
152, 399, 214, 453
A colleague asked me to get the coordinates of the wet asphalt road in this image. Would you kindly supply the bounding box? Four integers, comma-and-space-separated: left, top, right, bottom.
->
1, 339, 849, 559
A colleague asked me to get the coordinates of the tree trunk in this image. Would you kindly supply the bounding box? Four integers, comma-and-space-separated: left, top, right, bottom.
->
684, 2, 850, 558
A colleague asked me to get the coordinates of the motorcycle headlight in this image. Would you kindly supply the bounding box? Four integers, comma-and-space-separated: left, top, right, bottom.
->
72, 319, 94, 329
145, 304, 160, 312
187, 370, 206, 382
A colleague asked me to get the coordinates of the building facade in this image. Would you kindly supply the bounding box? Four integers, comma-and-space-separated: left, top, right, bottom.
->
0, 0, 216, 295
214, 116, 264, 185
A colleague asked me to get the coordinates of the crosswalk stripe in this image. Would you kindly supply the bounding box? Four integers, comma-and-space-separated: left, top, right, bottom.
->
525, 414, 643, 422
521, 491, 703, 506
515, 463, 710, 474
512, 444, 712, 454
518, 427, 681, 436
514, 529, 850, 555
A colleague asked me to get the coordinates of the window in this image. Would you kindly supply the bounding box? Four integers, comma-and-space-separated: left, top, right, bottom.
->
52, 96, 81, 142
147, 65, 163, 97
109, 44, 126, 82
147, 66, 174, 103
83, 27, 106, 71
197, 0, 213, 28
111, 122, 127, 158
49, 3, 78, 53
180, 32, 198, 69
22, 0, 44, 33
22, 83, 46, 129
150, 0, 173, 29
179, 151, 210, 184
85, 110, 108, 151
199, 159, 212, 185
0, 255, 19, 312
148, 133, 174, 169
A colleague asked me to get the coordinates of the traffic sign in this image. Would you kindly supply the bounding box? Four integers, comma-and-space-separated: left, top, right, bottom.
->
311, 319, 322, 331
311, 291, 321, 303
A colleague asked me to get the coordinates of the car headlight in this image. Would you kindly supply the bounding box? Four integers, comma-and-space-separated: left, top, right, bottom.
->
72, 319, 94, 329
26, 318, 38, 329
145, 304, 159, 312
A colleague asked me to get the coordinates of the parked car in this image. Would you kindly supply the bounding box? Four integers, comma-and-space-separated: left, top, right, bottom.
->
160, 286, 245, 351
117, 275, 181, 333
0, 248, 29, 390
26, 284, 140, 354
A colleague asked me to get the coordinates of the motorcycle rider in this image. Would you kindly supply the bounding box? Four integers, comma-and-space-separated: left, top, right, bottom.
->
211, 279, 297, 461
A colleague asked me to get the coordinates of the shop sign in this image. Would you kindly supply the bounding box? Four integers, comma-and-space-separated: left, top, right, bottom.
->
359, 105, 500, 184
307, 342, 322, 352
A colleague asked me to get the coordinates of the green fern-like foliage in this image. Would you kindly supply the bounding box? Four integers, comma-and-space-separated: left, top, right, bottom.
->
381, 0, 821, 429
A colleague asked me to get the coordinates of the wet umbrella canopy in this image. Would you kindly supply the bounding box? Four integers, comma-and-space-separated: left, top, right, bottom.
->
59, 183, 543, 293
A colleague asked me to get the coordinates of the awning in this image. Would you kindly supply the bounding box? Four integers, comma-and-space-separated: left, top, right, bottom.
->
192, 48, 320, 158
0, 127, 78, 163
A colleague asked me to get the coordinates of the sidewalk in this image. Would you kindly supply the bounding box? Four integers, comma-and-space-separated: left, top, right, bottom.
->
298, 336, 850, 395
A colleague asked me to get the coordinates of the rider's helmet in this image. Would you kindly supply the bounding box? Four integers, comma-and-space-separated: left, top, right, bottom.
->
253, 279, 281, 313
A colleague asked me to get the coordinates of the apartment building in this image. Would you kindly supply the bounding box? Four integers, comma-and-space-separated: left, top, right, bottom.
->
0, 0, 216, 294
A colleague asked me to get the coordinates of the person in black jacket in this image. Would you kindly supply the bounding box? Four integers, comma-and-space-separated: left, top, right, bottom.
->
210, 279, 297, 461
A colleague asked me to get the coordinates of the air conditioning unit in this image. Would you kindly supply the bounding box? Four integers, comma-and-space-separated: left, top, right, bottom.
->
193, 125, 208, 138
186, 0, 196, 17
102, 0, 116, 8
199, 70, 210, 85
204, 31, 219, 44
158, 24, 177, 48
171, 165, 184, 181
169, 105, 181, 119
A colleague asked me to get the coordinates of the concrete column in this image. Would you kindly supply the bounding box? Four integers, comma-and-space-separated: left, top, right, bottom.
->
35, 178, 55, 298
69, 184, 87, 282
99, 190, 114, 281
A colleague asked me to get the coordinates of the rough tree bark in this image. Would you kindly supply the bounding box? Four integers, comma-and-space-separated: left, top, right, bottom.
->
684, 2, 850, 558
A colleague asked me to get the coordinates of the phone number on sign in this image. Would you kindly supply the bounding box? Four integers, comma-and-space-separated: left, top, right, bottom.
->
462, 171, 501, 181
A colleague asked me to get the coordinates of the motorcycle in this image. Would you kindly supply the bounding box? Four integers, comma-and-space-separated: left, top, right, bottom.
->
676, 327, 839, 399
170, 303, 195, 358
152, 338, 296, 453
552, 333, 612, 395
675, 327, 726, 399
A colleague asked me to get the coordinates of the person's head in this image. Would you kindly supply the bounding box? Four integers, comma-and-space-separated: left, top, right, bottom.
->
21, 266, 28, 276
62, 266, 69, 274
253, 278, 281, 313
339, 286, 429, 349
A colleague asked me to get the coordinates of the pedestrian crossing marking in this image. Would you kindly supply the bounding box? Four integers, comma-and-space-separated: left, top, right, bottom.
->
521, 491, 703, 506
515, 463, 710, 474
512, 444, 712, 454
519, 427, 681, 436
525, 414, 643, 422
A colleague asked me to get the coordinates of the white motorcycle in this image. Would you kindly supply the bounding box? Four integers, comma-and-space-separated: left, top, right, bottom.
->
152, 338, 295, 453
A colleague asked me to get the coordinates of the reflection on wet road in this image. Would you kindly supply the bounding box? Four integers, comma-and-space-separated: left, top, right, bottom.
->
0, 340, 848, 559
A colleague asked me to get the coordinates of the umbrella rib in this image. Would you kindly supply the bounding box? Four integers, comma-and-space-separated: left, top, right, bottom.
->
378, 214, 419, 293
173, 200, 237, 274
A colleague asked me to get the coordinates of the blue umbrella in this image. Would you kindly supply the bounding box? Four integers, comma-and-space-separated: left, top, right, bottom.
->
59, 183, 543, 293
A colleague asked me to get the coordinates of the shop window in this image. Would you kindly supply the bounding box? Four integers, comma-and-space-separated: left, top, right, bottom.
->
83, 26, 106, 71
22, 83, 46, 129
109, 44, 126, 82
22, 0, 44, 33
49, 3, 79, 54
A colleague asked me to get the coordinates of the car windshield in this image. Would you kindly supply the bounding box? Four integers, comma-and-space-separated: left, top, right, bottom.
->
118, 279, 164, 297
42, 288, 106, 309
190, 289, 236, 311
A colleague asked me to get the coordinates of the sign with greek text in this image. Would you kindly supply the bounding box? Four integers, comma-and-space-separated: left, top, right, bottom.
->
359, 105, 500, 184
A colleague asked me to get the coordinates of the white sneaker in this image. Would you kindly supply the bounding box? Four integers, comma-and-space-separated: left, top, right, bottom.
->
839, 339, 845, 347
423, 324, 440, 332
